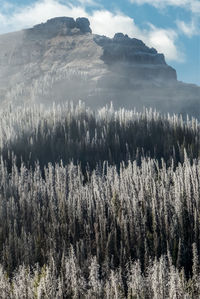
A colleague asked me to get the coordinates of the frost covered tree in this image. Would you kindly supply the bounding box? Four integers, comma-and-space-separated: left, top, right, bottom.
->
0, 102, 199, 297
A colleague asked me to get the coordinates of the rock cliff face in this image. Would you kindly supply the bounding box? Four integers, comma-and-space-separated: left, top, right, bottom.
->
94, 33, 177, 81
0, 17, 199, 116
27, 17, 92, 39
95, 33, 165, 65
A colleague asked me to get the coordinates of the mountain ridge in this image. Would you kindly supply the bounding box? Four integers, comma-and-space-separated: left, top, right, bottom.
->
0, 16, 199, 116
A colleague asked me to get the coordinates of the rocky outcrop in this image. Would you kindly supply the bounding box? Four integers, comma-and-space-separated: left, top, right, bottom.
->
94, 33, 165, 64
76, 18, 92, 33
94, 33, 177, 81
26, 17, 92, 39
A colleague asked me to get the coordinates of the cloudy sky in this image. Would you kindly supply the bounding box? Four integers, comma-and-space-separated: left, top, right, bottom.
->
0, 0, 199, 85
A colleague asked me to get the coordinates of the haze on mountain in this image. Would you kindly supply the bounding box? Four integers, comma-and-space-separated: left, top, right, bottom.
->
0, 16, 199, 117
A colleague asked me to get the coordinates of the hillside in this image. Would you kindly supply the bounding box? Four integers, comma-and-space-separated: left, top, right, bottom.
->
0, 17, 199, 116
0, 103, 200, 297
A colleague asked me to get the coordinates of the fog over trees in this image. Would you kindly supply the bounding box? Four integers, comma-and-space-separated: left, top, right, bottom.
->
0, 102, 200, 298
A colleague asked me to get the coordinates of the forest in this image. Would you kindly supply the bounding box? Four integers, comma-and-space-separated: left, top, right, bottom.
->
0, 102, 200, 298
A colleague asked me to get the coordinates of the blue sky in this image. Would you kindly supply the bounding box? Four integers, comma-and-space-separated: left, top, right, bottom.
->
0, 0, 199, 85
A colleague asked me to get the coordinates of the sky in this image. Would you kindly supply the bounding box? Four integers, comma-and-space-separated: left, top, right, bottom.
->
0, 0, 199, 85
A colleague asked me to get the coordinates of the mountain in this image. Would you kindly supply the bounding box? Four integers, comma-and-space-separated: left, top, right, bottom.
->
0, 16, 199, 116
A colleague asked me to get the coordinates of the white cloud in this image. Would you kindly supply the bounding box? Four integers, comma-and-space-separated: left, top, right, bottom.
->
76, 0, 98, 5
176, 18, 199, 37
90, 10, 141, 37
0, 0, 183, 62
191, 1, 200, 13
129, 0, 200, 13
0, 0, 88, 33
144, 26, 183, 61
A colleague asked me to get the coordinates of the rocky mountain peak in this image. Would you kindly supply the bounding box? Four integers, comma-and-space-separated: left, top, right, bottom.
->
26, 17, 92, 39
0, 16, 199, 116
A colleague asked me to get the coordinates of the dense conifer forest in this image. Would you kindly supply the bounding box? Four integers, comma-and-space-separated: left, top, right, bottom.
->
0, 102, 200, 298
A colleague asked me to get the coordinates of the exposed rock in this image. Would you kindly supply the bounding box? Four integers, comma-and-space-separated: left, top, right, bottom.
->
94, 33, 164, 64
26, 17, 92, 39
114, 33, 129, 40
94, 33, 177, 81
76, 18, 92, 33
47, 17, 76, 29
